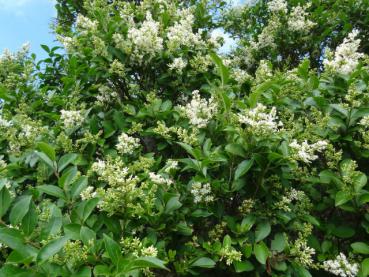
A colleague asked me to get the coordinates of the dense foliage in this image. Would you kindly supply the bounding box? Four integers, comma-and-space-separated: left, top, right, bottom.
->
1, 0, 369, 276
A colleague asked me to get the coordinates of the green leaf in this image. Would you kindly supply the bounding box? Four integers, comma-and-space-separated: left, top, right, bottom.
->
9, 196, 32, 225
37, 185, 66, 200
71, 267, 91, 277
254, 242, 269, 264
210, 52, 229, 86
177, 142, 196, 158
271, 233, 286, 252
78, 198, 99, 222
351, 242, 369, 254
58, 166, 78, 189
191, 257, 216, 268
233, 261, 254, 272
71, 176, 89, 199
225, 144, 246, 157
165, 196, 182, 214
255, 221, 271, 242
191, 209, 213, 217
80, 226, 96, 245
58, 153, 78, 173
354, 173, 367, 192
37, 236, 69, 263
223, 235, 232, 248
335, 191, 352, 206
0, 187, 12, 217
21, 202, 38, 236
35, 151, 55, 169
131, 257, 169, 271
64, 224, 81, 240
332, 226, 355, 238
37, 142, 56, 161
103, 234, 122, 266
0, 227, 37, 258
362, 258, 369, 276
234, 159, 254, 180
93, 265, 111, 276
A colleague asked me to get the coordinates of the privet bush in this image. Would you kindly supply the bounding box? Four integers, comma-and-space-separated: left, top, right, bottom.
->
1, 0, 369, 276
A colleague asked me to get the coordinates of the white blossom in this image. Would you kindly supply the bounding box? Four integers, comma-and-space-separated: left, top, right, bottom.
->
80, 186, 95, 200
127, 12, 163, 62
149, 172, 173, 185
60, 110, 84, 129
179, 90, 218, 128
0, 156, 7, 169
97, 85, 118, 105
167, 9, 203, 50
56, 35, 75, 52
238, 103, 282, 136
168, 57, 187, 73
0, 116, 12, 128
76, 14, 98, 34
164, 159, 179, 173
232, 68, 252, 84
323, 253, 359, 277
289, 140, 328, 163
287, 4, 316, 32
359, 115, 369, 127
116, 133, 140, 155
267, 0, 288, 13
141, 246, 158, 257
323, 29, 364, 75
190, 182, 214, 204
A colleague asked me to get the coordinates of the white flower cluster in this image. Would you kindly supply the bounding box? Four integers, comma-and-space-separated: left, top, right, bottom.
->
141, 245, 158, 257
80, 186, 96, 200
179, 90, 218, 128
323, 29, 364, 75
56, 35, 75, 52
287, 4, 316, 32
190, 182, 214, 204
91, 158, 136, 188
116, 133, 140, 155
275, 188, 306, 212
238, 103, 282, 136
232, 68, 252, 84
149, 172, 173, 186
267, 0, 288, 13
291, 238, 316, 267
127, 12, 163, 62
76, 14, 98, 34
359, 115, 369, 127
60, 110, 84, 129
164, 159, 179, 173
323, 253, 359, 277
0, 116, 12, 128
168, 57, 187, 73
0, 156, 7, 169
97, 85, 118, 105
167, 9, 203, 50
18, 124, 37, 141
219, 247, 242, 265
289, 140, 328, 164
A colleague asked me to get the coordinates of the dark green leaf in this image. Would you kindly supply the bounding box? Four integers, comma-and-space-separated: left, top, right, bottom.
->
10, 196, 32, 225
191, 257, 216, 268
103, 234, 122, 266
234, 159, 254, 180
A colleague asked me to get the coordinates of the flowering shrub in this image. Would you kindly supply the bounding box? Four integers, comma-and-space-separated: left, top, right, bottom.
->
1, 0, 369, 276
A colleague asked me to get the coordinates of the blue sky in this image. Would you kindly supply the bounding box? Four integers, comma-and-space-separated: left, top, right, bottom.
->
0, 0, 57, 60
0, 0, 246, 60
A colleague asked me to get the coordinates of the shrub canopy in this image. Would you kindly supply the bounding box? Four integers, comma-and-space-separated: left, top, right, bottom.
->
1, 0, 369, 276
